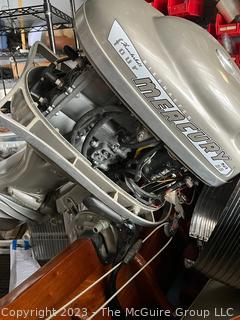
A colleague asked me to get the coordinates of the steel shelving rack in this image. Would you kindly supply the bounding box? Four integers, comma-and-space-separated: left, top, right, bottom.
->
0, 0, 73, 53
0, 4, 72, 34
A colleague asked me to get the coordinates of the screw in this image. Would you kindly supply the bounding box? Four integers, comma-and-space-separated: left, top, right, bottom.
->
137, 132, 145, 141
90, 140, 99, 148
102, 151, 109, 158
112, 144, 120, 151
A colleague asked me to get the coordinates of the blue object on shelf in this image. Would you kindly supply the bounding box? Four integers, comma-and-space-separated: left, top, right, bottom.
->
0, 19, 8, 50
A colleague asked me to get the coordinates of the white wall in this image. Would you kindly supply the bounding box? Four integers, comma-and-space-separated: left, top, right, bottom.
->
0, 0, 85, 17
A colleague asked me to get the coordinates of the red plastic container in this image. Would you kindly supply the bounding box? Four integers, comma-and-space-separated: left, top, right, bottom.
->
152, 0, 168, 14
208, 23, 217, 38
145, 0, 168, 14
168, 0, 205, 17
233, 42, 240, 67
216, 13, 240, 37
235, 56, 240, 67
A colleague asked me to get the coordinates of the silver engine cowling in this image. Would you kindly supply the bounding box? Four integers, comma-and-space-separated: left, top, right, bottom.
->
76, 0, 240, 187
0, 0, 239, 231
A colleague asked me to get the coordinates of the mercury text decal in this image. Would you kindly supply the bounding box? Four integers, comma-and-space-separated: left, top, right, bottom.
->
108, 20, 232, 175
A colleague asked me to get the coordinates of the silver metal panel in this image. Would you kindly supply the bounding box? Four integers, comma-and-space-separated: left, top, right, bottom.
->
29, 218, 69, 261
